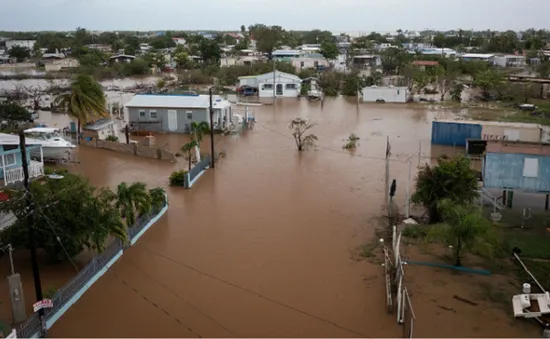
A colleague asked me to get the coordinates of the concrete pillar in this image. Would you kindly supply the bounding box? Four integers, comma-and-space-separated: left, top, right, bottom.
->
545, 194, 549, 211
8, 274, 27, 323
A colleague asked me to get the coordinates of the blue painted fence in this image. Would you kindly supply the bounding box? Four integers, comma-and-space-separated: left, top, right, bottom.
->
431, 121, 483, 146
17, 197, 169, 338
185, 155, 211, 189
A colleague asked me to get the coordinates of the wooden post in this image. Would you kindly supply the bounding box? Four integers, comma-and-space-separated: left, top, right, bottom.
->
546, 194, 549, 211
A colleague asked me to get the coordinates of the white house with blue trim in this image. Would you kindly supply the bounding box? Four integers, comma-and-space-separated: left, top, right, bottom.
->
0, 133, 45, 187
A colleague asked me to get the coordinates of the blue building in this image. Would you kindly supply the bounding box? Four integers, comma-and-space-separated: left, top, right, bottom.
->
483, 140, 550, 193
0, 133, 44, 187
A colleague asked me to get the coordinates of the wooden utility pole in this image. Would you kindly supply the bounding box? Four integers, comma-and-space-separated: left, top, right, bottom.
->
208, 88, 215, 168
19, 132, 47, 338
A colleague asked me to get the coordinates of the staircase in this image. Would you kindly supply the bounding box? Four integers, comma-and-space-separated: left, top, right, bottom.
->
478, 188, 507, 210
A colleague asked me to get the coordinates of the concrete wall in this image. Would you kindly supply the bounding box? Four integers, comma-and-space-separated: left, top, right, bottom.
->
83, 139, 176, 161
484, 152, 550, 192
258, 82, 300, 98
481, 124, 541, 143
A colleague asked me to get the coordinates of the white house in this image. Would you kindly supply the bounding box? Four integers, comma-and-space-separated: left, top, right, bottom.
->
361, 86, 409, 103
257, 71, 302, 98
290, 56, 329, 71
5, 40, 36, 52
493, 55, 527, 68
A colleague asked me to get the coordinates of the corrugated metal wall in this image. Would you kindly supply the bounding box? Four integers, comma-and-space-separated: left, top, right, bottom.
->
431, 121, 482, 146
483, 153, 550, 192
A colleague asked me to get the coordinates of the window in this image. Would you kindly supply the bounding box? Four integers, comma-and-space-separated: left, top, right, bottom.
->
149, 110, 157, 119
300, 61, 304, 67
285, 84, 296, 90
0, 153, 16, 167
263, 84, 273, 90
3, 145, 18, 151
139, 110, 146, 119
523, 158, 539, 178
186, 111, 193, 120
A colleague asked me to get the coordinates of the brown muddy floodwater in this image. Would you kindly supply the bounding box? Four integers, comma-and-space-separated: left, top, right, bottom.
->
0, 96, 532, 337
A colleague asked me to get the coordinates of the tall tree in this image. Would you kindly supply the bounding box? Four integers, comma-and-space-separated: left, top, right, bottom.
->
115, 182, 152, 227
181, 140, 198, 171
54, 74, 107, 138
412, 155, 479, 223
190, 121, 210, 162
427, 199, 496, 266
8, 46, 31, 61
199, 39, 222, 65
251, 24, 283, 59
319, 41, 340, 63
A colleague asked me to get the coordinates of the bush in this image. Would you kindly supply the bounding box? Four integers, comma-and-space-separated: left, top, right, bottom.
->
169, 170, 187, 186
105, 135, 119, 142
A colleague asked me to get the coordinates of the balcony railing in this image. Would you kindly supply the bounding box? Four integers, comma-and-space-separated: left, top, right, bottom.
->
4, 161, 44, 185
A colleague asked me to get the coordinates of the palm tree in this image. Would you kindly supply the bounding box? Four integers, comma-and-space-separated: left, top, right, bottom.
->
54, 74, 107, 142
115, 182, 152, 227
181, 140, 198, 171
88, 187, 128, 249
149, 187, 166, 213
427, 199, 497, 266
190, 121, 210, 161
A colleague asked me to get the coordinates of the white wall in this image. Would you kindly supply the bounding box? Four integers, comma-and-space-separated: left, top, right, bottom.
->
361, 86, 408, 103
258, 82, 300, 98
6, 40, 36, 51
291, 58, 329, 70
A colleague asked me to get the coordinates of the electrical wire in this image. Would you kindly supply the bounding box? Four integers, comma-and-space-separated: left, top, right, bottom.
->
124, 258, 237, 337
110, 270, 203, 338
137, 246, 371, 338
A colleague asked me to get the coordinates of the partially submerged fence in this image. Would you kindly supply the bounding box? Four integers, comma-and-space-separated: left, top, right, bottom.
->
16, 199, 169, 338
185, 155, 211, 189
384, 224, 417, 338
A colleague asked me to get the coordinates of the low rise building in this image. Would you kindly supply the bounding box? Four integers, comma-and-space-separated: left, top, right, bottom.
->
493, 54, 527, 68
125, 93, 233, 133
361, 86, 409, 103
82, 118, 120, 141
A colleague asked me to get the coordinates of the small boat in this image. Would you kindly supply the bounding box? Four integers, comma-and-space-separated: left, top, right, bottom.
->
307, 80, 323, 101
24, 127, 76, 161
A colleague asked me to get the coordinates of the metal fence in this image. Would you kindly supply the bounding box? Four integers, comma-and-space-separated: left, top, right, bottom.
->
17, 202, 167, 338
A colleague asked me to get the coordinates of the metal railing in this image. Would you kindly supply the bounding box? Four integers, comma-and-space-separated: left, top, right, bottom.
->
4, 161, 44, 185
17, 201, 167, 338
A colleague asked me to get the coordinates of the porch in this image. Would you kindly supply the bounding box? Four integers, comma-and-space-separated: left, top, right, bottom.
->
2, 160, 44, 186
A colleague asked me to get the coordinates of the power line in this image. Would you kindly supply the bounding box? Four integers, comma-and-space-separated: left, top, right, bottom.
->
110, 270, 203, 338
124, 258, 237, 337
137, 246, 371, 338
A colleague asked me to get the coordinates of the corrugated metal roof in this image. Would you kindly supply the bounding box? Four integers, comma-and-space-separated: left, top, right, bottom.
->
83, 118, 115, 131
434, 119, 542, 129
0, 133, 42, 145
124, 94, 229, 109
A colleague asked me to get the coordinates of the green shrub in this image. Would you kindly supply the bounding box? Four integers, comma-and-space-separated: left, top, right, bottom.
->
169, 170, 187, 186
43, 286, 57, 299
105, 135, 119, 142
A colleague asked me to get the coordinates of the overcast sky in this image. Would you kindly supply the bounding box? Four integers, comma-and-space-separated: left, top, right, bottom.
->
2, 0, 549, 32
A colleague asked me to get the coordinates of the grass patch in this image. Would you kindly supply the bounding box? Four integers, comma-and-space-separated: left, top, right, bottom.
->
514, 259, 550, 291
401, 224, 431, 239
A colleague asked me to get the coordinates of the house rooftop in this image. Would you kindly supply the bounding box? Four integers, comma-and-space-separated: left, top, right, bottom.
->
0, 133, 42, 146
272, 49, 304, 55
124, 94, 229, 109
412, 60, 439, 66
460, 53, 495, 59
434, 119, 542, 129
110, 54, 136, 60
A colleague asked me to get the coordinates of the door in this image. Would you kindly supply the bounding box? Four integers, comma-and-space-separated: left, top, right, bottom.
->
167, 110, 177, 131
276, 84, 283, 96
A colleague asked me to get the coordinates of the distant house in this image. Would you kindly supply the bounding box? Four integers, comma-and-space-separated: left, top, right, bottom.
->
82, 118, 120, 141
411, 60, 440, 71
0, 133, 44, 187
237, 71, 302, 98
458, 53, 495, 63
124, 94, 233, 133
483, 140, 550, 198
493, 54, 527, 68
172, 38, 186, 46
361, 86, 409, 103
352, 55, 381, 69
86, 44, 112, 53
290, 54, 329, 71
109, 54, 135, 64
272, 50, 306, 60
5, 40, 36, 52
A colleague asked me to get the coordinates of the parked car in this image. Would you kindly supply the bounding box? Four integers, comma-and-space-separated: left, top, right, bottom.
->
236, 85, 257, 96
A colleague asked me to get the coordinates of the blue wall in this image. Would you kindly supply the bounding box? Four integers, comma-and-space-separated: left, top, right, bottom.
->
0, 145, 36, 179
431, 121, 482, 146
483, 153, 550, 192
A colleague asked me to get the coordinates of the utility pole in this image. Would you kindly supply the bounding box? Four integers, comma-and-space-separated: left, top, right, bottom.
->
385, 135, 391, 208
272, 58, 276, 104
19, 132, 47, 338
208, 88, 215, 169
405, 157, 412, 219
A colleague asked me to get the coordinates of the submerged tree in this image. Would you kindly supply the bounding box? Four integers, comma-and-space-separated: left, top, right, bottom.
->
190, 121, 210, 162
181, 140, 198, 171
427, 199, 497, 266
343, 133, 360, 149
289, 118, 318, 151
412, 155, 479, 223
115, 182, 152, 227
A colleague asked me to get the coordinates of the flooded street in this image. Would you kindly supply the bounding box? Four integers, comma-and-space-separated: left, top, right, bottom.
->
0, 84, 533, 337
43, 99, 444, 338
